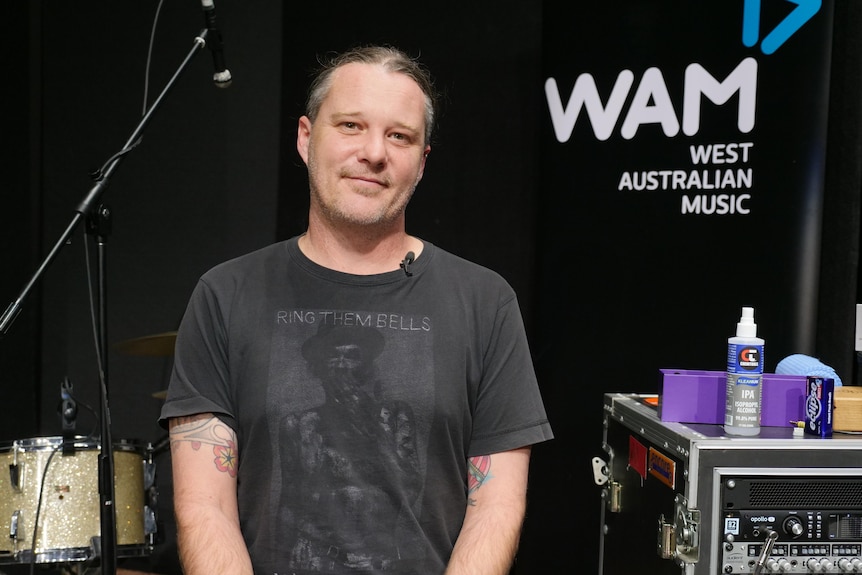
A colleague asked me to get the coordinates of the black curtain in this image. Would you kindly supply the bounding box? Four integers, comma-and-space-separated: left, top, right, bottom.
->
0, 3, 41, 441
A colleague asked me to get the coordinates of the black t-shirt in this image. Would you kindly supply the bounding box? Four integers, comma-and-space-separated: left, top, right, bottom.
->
159, 237, 553, 574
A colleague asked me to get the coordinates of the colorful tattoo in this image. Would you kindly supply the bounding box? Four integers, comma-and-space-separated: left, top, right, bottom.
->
213, 440, 238, 477
467, 455, 491, 494
171, 416, 238, 477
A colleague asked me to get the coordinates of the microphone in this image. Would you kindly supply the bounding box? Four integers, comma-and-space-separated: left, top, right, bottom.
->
400, 252, 415, 277
200, 0, 232, 87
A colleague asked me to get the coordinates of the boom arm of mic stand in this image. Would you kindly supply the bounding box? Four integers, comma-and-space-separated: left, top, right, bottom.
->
0, 33, 209, 338
0, 33, 209, 575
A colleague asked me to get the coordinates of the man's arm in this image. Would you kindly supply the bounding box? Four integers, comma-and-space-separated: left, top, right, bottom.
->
169, 413, 253, 575
445, 446, 531, 575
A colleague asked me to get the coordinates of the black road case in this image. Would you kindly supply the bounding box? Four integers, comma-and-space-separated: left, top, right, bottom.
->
595, 393, 862, 574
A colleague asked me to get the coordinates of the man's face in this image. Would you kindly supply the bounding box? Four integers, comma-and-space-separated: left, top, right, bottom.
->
326, 343, 363, 372
296, 62, 430, 229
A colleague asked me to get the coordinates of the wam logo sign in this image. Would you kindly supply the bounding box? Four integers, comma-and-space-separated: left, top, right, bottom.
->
743, 0, 821, 54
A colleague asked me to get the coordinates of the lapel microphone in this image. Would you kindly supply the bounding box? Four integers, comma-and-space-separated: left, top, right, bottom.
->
400, 252, 416, 277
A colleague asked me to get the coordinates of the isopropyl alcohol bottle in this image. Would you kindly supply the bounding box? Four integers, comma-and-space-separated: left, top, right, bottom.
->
724, 306, 765, 436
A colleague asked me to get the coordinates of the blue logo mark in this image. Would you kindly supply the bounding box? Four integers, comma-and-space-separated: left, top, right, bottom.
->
742, 0, 822, 55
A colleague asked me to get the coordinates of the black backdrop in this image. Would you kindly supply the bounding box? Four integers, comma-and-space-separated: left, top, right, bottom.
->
1, 2, 860, 574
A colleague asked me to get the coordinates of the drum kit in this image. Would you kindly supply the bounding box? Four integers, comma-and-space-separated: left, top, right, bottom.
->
0, 332, 177, 575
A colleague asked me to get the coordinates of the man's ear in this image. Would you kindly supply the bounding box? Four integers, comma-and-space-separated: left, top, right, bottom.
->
416, 145, 431, 182
296, 116, 312, 163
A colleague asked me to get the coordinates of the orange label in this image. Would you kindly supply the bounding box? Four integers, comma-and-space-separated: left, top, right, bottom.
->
648, 447, 676, 489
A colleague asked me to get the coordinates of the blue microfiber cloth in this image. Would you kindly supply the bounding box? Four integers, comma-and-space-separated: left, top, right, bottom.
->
775, 353, 843, 387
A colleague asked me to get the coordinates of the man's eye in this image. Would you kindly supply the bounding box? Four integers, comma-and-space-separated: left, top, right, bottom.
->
343, 122, 357, 129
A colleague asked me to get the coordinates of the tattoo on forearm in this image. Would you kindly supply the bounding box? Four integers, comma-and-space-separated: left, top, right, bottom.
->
467, 455, 492, 505
171, 416, 238, 477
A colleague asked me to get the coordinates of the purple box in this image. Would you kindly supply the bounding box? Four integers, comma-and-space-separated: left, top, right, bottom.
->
657, 369, 808, 427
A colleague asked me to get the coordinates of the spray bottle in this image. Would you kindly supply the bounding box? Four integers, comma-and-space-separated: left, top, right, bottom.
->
724, 306, 765, 436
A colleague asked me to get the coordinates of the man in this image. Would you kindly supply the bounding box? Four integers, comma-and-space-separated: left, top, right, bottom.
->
159, 44, 553, 575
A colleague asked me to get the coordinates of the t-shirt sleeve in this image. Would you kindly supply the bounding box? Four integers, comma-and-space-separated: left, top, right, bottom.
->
467, 289, 553, 457
158, 276, 238, 431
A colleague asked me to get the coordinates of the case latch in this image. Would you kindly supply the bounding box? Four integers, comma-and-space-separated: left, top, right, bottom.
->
658, 494, 700, 564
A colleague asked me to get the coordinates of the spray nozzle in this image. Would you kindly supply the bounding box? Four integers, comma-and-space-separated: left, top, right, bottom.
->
736, 306, 757, 337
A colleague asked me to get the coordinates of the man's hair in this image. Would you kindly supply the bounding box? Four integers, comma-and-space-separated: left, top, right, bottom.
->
305, 45, 438, 145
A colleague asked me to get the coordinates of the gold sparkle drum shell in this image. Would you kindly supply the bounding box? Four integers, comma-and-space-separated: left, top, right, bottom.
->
0, 436, 150, 564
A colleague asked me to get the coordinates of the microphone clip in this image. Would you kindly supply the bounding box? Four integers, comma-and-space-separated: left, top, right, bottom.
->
400, 252, 416, 277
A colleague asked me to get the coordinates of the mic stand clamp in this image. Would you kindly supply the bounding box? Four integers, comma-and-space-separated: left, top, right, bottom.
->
60, 376, 77, 456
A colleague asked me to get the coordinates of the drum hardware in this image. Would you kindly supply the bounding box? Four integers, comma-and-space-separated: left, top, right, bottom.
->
8, 446, 19, 490
9, 510, 20, 543
143, 441, 160, 550
149, 436, 170, 458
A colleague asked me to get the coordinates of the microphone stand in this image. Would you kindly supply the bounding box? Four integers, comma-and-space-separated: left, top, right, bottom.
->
0, 29, 213, 574
90, 204, 117, 575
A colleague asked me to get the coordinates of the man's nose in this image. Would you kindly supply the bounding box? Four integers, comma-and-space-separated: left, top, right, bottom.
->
358, 132, 387, 166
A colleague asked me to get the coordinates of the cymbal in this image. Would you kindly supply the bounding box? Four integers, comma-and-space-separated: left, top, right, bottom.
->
152, 389, 168, 400
114, 331, 177, 357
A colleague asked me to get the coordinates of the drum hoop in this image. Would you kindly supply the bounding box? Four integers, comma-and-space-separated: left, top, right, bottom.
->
1, 436, 145, 454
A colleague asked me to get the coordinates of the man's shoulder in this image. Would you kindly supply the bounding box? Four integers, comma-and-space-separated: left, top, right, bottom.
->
206, 239, 292, 275
423, 242, 508, 285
